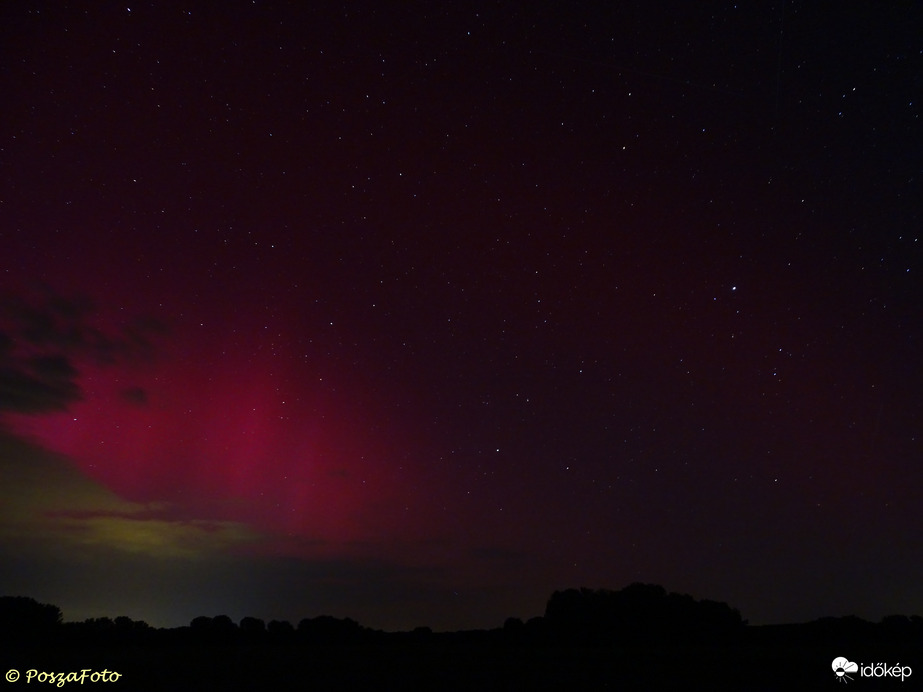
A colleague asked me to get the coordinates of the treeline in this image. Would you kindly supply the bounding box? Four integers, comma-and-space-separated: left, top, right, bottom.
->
3, 584, 922, 648
0, 596, 372, 647
530, 583, 745, 645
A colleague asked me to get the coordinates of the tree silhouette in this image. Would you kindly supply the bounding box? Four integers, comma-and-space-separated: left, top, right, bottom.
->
240, 616, 266, 642
190, 615, 213, 632
503, 616, 525, 642
297, 615, 363, 645
544, 583, 744, 645
267, 619, 295, 640
0, 596, 62, 643
188, 614, 238, 643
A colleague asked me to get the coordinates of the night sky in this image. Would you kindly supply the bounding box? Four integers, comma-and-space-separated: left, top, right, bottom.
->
1, 1, 921, 633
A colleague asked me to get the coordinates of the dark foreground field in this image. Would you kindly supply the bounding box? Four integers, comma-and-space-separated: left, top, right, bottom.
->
3, 634, 917, 691
3, 589, 919, 689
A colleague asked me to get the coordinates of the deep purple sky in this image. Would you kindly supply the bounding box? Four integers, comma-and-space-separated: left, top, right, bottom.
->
1, 1, 921, 632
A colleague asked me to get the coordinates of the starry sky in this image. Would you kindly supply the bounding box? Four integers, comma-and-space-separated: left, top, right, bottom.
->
1, 1, 921, 632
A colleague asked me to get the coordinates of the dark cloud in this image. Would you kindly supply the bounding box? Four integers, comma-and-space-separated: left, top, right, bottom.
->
11, 293, 93, 351
4, 288, 165, 363
0, 289, 165, 415
120, 386, 148, 406
0, 355, 82, 413
28, 354, 78, 381
91, 316, 166, 366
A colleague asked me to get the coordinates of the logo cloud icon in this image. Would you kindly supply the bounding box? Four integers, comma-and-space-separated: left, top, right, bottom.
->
832, 657, 858, 682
